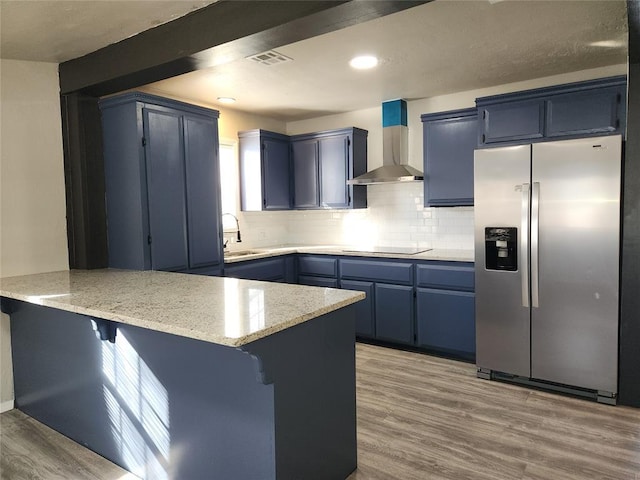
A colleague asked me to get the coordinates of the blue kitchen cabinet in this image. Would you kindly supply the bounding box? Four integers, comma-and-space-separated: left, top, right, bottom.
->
416, 289, 475, 359
421, 108, 477, 207
291, 138, 320, 209
239, 130, 291, 211
290, 128, 368, 210
100, 92, 223, 275
415, 262, 475, 360
340, 258, 414, 345
298, 275, 339, 288
478, 99, 544, 145
375, 283, 414, 345
477, 76, 626, 146
323, 128, 368, 209
224, 257, 290, 282
340, 279, 375, 338
297, 255, 338, 287
143, 107, 189, 271
184, 115, 224, 270
545, 85, 625, 138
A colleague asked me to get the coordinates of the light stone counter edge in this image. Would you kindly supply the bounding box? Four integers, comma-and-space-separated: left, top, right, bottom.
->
224, 245, 474, 263
0, 269, 365, 348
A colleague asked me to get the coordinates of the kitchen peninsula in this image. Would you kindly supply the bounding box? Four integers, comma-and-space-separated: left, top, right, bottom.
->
0, 269, 364, 480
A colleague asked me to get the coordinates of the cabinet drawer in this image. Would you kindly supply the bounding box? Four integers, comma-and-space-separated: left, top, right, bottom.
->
224, 257, 285, 281
298, 275, 338, 288
416, 263, 474, 291
340, 259, 413, 285
298, 255, 337, 277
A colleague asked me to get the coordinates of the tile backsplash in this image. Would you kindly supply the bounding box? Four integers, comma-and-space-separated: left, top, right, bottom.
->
226, 182, 474, 251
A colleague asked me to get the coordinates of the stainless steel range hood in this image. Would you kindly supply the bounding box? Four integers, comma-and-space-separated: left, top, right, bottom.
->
348, 99, 423, 185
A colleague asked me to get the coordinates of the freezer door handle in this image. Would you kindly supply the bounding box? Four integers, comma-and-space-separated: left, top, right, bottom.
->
521, 183, 530, 308
531, 182, 540, 308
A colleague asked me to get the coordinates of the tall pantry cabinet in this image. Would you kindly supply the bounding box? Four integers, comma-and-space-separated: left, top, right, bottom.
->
100, 93, 224, 275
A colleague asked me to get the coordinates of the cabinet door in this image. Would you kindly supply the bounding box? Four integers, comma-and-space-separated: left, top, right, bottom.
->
262, 137, 291, 210
480, 100, 544, 144
375, 283, 414, 345
291, 139, 319, 208
546, 87, 624, 138
423, 112, 476, 206
416, 288, 475, 358
143, 107, 189, 271
341, 280, 375, 338
319, 134, 350, 208
184, 114, 223, 269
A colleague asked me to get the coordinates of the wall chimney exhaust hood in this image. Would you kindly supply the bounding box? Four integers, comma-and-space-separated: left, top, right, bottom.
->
348, 99, 423, 185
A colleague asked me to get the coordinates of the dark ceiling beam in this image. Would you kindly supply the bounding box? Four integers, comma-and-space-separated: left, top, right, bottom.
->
619, 0, 640, 408
59, 0, 430, 270
59, 0, 429, 97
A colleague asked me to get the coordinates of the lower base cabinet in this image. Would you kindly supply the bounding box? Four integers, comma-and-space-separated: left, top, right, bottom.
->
227, 254, 476, 361
340, 280, 375, 337
416, 288, 475, 359
297, 255, 338, 287
375, 283, 414, 345
224, 256, 295, 282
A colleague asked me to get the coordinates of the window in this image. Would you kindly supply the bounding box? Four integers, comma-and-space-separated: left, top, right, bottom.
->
219, 142, 238, 230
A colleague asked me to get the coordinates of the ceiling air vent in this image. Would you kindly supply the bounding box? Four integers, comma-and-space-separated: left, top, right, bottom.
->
246, 50, 293, 66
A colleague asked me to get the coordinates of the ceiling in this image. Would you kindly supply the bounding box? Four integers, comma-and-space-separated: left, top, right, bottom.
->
1, 1, 628, 122
0, 0, 217, 62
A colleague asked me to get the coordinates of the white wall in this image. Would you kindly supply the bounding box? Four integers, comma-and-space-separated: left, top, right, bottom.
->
0, 59, 69, 410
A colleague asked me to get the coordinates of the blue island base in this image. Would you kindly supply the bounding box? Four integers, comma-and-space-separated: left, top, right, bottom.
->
5, 300, 357, 480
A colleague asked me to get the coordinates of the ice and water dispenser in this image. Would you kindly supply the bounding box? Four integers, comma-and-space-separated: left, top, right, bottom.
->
484, 227, 517, 271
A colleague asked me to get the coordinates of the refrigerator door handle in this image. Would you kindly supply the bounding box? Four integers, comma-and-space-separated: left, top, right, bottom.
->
521, 183, 530, 308
531, 182, 540, 308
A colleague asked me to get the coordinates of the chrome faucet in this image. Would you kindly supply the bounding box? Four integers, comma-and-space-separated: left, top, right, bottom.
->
222, 213, 242, 245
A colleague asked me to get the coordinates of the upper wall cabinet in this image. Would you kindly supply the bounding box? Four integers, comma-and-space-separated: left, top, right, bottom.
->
100, 93, 224, 275
290, 128, 368, 209
291, 138, 320, 209
421, 108, 477, 207
239, 127, 368, 211
477, 76, 627, 147
238, 130, 291, 211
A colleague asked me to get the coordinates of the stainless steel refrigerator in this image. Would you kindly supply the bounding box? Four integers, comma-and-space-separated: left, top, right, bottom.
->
474, 134, 621, 404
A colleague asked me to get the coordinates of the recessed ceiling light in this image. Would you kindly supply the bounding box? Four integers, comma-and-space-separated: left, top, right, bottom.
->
349, 55, 378, 70
217, 97, 236, 104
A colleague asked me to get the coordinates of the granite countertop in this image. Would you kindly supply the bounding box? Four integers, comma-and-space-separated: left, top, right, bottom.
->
0, 269, 364, 347
224, 245, 474, 263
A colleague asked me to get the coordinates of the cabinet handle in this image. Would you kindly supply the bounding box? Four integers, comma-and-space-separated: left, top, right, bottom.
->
531, 182, 540, 308
520, 183, 530, 308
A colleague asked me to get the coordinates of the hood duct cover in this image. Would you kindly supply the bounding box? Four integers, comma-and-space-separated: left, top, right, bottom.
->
348, 99, 423, 185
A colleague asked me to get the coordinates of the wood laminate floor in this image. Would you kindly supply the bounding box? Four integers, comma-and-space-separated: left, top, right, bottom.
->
2, 343, 640, 479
